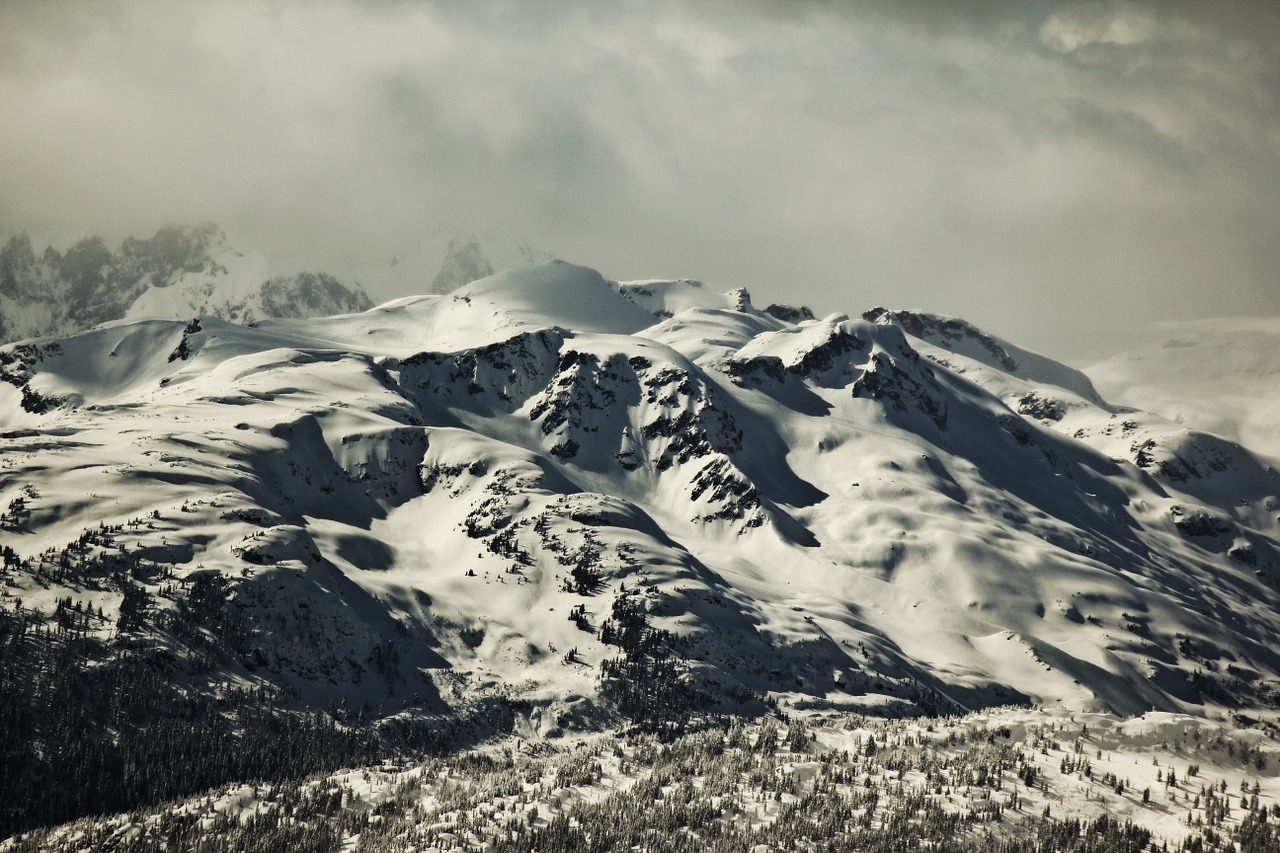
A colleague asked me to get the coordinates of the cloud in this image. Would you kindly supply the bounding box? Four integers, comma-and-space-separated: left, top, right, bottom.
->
0, 0, 1276, 360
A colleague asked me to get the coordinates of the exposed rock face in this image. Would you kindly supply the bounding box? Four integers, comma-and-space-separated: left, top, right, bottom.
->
852, 350, 949, 431
1130, 431, 1240, 483
397, 329, 765, 530
398, 329, 565, 405
0, 341, 65, 412
1017, 390, 1066, 422
762, 303, 815, 323
865, 306, 1019, 372
728, 325, 867, 385
727, 317, 948, 429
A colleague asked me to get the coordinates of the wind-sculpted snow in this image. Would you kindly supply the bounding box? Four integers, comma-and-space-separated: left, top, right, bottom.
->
2, 258, 1280, 807
459, 261, 654, 336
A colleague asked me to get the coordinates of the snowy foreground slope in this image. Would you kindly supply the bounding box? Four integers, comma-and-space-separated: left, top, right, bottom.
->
2, 262, 1280, 842
13, 709, 1280, 852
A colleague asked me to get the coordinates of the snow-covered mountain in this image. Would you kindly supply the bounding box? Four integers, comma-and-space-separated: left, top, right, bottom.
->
4, 261, 1278, 711
2, 262, 1279, 838
1087, 318, 1280, 463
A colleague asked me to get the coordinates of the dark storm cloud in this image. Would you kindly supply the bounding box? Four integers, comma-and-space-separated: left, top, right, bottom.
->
1, 0, 1276, 359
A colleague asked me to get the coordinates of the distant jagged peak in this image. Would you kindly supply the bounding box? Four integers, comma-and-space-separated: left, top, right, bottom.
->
0, 231, 57, 302
116, 221, 229, 282
431, 234, 495, 295
0, 222, 235, 343
362, 228, 554, 301
0, 221, 375, 344
1, 221, 229, 300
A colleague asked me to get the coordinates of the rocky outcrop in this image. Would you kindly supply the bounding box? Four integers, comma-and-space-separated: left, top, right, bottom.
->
852, 350, 949, 430
397, 329, 564, 406
865, 307, 1019, 372
762, 303, 815, 323
1017, 390, 1066, 422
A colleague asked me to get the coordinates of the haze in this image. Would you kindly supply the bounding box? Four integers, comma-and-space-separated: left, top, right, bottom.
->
2, 0, 1277, 361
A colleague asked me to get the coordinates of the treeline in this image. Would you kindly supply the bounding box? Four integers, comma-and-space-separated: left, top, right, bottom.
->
13, 715, 1278, 853
0, 600, 375, 839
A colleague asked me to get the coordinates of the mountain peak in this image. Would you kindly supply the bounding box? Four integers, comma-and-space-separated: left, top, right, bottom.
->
363, 229, 554, 302
430, 234, 495, 295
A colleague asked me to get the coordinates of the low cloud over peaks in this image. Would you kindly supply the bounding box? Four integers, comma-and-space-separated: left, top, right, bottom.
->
1, 0, 1276, 360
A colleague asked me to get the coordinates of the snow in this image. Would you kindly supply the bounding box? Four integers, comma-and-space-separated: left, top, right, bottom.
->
458, 262, 655, 337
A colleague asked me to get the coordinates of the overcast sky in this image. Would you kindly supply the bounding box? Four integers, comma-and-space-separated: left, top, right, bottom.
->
1, 0, 1277, 361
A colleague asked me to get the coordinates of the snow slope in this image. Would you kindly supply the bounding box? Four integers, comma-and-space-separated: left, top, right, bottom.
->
2, 262, 1279, 733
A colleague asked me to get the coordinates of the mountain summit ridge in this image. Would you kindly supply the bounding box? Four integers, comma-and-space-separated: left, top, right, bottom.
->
0, 223, 374, 343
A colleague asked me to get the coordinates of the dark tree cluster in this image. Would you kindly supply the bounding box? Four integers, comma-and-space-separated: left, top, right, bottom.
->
0, 599, 378, 840
598, 589, 707, 733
